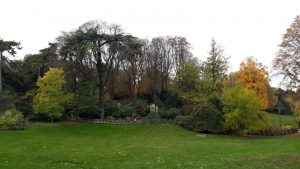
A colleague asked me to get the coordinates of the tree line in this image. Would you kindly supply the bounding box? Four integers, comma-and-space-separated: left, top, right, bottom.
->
1, 16, 300, 134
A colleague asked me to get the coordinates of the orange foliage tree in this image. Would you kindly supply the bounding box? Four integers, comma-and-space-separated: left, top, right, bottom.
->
235, 57, 270, 109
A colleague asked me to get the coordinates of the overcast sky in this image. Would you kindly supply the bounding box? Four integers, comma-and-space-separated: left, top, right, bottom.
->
1, 0, 300, 87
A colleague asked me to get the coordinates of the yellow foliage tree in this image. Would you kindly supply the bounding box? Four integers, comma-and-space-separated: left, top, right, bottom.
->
33, 68, 71, 122
235, 57, 270, 109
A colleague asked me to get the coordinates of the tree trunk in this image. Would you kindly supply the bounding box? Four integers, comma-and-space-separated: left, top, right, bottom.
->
97, 53, 105, 120
99, 82, 105, 120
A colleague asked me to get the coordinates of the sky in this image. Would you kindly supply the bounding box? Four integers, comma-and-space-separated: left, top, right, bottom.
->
1, 0, 300, 87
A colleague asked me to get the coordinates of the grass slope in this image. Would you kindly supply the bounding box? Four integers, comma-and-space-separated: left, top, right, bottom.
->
0, 123, 300, 169
267, 113, 298, 128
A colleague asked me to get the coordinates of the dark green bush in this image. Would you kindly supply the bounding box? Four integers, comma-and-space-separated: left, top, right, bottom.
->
158, 90, 182, 108
67, 96, 99, 119
208, 93, 223, 112
159, 108, 180, 119
113, 104, 133, 119
175, 115, 192, 128
181, 105, 194, 116
15, 90, 35, 117
105, 101, 120, 117
0, 109, 30, 130
132, 98, 149, 117
147, 111, 160, 123
0, 91, 16, 112
177, 101, 223, 133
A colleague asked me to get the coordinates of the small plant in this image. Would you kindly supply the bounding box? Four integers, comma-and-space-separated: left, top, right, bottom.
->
106, 116, 114, 120
0, 109, 30, 130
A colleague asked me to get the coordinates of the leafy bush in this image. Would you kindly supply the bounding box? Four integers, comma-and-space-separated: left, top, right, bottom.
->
177, 101, 223, 133
106, 116, 114, 120
67, 96, 99, 119
147, 111, 160, 123
175, 115, 192, 128
158, 90, 182, 108
105, 101, 120, 117
0, 91, 16, 112
159, 108, 180, 119
181, 105, 194, 116
113, 104, 133, 119
0, 109, 30, 130
222, 86, 267, 135
248, 124, 298, 136
208, 92, 223, 112
132, 98, 149, 117
15, 90, 35, 117
70, 105, 99, 119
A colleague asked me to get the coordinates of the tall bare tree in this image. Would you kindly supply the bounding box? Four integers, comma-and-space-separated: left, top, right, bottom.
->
273, 16, 300, 89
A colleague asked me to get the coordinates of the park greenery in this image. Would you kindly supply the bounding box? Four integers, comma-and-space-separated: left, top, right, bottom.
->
1, 123, 300, 169
1, 16, 300, 138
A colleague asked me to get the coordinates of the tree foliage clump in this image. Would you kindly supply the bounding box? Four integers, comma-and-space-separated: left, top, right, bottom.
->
235, 57, 270, 109
33, 68, 71, 122
222, 86, 267, 134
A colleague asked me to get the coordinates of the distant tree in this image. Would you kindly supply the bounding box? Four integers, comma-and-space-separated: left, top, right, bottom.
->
175, 57, 200, 92
33, 68, 71, 122
284, 90, 300, 125
275, 88, 293, 115
174, 57, 204, 104
273, 16, 300, 89
222, 86, 267, 134
203, 39, 229, 92
235, 57, 270, 109
267, 87, 278, 112
0, 38, 21, 93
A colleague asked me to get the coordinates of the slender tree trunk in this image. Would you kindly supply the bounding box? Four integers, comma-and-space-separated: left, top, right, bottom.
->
97, 53, 105, 120
99, 82, 105, 120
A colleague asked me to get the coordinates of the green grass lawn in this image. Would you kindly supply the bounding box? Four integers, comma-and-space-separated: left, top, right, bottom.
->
1, 122, 300, 169
267, 113, 298, 128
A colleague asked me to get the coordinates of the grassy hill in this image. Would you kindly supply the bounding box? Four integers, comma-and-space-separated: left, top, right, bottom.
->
266, 113, 298, 128
0, 123, 300, 169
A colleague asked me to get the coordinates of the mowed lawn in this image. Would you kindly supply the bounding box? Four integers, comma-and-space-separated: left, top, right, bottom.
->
0, 123, 300, 169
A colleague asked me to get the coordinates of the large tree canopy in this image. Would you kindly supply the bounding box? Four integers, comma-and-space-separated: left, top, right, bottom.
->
273, 16, 300, 89
58, 20, 135, 119
0, 38, 21, 93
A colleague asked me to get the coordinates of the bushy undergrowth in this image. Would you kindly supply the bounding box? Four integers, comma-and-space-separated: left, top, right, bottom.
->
176, 101, 223, 133
0, 109, 30, 130
248, 124, 298, 136
159, 108, 180, 119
